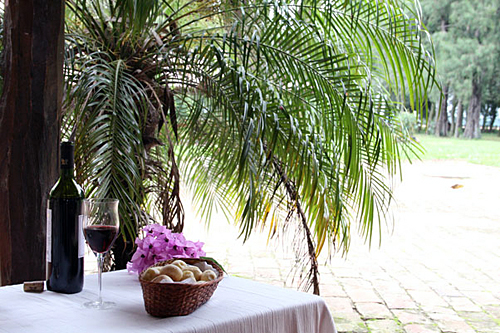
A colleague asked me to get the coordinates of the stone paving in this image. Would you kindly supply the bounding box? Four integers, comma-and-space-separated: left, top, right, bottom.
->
181, 160, 500, 333
86, 160, 500, 332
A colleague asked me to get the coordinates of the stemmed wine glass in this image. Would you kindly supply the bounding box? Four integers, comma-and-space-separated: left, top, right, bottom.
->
82, 198, 120, 309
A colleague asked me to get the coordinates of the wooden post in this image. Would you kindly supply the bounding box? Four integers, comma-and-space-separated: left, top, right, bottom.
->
0, 0, 65, 285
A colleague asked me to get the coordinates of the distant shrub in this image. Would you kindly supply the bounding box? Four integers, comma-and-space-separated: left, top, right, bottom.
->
397, 111, 418, 136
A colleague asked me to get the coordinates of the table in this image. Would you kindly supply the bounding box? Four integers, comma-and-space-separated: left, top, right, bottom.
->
0, 271, 336, 333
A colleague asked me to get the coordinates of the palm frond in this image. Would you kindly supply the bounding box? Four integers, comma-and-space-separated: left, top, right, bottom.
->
169, 0, 437, 292
63, 0, 438, 291
63, 56, 148, 241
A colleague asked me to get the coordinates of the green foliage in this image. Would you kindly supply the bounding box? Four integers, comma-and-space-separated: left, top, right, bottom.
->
416, 133, 500, 167
420, 0, 500, 128
397, 112, 419, 136
63, 0, 437, 290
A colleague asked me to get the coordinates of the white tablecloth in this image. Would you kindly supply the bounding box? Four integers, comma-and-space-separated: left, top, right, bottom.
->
0, 271, 336, 333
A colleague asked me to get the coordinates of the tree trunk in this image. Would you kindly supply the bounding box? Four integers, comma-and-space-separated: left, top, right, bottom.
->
481, 106, 488, 131
433, 19, 448, 137
435, 85, 449, 137
488, 103, 497, 132
454, 100, 463, 138
450, 99, 458, 133
433, 101, 440, 135
426, 102, 435, 134
463, 76, 482, 139
0, 0, 65, 285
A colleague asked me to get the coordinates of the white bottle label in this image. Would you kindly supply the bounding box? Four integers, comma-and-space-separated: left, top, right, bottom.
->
46, 208, 52, 262
78, 215, 86, 258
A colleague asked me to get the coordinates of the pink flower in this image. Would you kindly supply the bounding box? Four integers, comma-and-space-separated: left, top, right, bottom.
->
142, 224, 168, 237
126, 223, 206, 275
127, 247, 149, 274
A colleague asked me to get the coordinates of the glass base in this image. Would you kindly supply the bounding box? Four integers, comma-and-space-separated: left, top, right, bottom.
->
84, 300, 116, 310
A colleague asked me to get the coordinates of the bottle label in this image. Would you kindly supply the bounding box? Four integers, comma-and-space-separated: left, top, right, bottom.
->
78, 215, 86, 258
46, 208, 52, 262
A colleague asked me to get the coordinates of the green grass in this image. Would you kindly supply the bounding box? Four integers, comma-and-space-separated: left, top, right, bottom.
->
411, 133, 500, 168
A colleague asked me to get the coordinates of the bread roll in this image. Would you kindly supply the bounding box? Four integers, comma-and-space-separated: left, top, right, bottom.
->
200, 270, 217, 281
159, 264, 183, 281
183, 265, 203, 280
142, 267, 161, 281
171, 260, 188, 269
151, 275, 174, 283
181, 270, 195, 281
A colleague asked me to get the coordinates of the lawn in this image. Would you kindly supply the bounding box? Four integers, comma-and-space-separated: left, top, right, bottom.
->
412, 133, 500, 168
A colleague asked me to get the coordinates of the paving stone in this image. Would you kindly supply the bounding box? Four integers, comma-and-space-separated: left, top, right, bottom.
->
339, 277, 373, 289
335, 319, 369, 333
321, 282, 348, 297
319, 271, 336, 280
360, 265, 387, 276
458, 311, 500, 333
407, 290, 449, 308
345, 289, 383, 303
333, 311, 369, 333
324, 297, 354, 314
463, 291, 500, 305
398, 276, 431, 291
366, 319, 404, 332
427, 311, 465, 322
383, 293, 419, 309
420, 305, 457, 316
484, 305, 500, 319
227, 260, 254, 273
428, 312, 476, 333
481, 282, 500, 295
448, 277, 483, 291
444, 296, 483, 312
253, 267, 282, 280
429, 282, 464, 297
371, 279, 408, 294
403, 323, 441, 333
355, 302, 393, 319
393, 309, 432, 325
332, 267, 362, 278
434, 319, 476, 333
409, 266, 442, 283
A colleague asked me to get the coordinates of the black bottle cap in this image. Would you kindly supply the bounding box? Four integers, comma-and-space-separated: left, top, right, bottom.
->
60, 141, 75, 169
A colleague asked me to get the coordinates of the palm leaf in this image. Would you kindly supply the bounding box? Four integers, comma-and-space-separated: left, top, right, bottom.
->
62, 0, 438, 291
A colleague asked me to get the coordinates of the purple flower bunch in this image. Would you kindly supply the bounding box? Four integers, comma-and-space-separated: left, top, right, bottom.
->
126, 223, 205, 274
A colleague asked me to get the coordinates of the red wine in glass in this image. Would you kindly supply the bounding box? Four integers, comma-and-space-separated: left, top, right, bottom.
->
84, 225, 118, 253
82, 198, 119, 309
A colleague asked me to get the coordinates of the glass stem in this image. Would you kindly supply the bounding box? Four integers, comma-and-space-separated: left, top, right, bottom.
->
97, 253, 104, 304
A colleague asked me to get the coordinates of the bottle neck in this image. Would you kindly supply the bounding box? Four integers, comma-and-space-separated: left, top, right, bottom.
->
60, 167, 75, 179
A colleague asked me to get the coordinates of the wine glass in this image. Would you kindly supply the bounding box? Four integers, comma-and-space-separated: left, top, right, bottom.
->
82, 198, 120, 309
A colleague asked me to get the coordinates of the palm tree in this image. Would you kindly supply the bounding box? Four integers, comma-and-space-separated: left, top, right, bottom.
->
63, 0, 437, 293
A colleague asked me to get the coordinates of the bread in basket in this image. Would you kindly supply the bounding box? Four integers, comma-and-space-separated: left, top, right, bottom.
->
139, 258, 224, 317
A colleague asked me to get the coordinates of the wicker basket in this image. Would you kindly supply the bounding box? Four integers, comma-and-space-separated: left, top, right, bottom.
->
139, 258, 224, 317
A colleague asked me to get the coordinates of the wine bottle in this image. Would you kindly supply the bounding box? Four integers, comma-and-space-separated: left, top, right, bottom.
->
46, 141, 85, 293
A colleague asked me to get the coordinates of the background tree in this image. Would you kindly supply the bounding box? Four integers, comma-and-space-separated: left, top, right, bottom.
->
63, 0, 437, 293
480, 54, 500, 132
421, 0, 500, 138
456, 0, 500, 138
420, 0, 453, 137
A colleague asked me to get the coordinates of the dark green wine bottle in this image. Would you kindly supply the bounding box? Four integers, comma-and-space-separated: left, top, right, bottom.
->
46, 142, 85, 293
